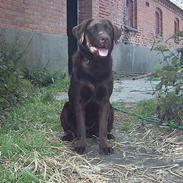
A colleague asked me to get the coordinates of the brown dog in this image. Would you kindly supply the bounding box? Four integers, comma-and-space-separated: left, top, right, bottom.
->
60, 19, 121, 155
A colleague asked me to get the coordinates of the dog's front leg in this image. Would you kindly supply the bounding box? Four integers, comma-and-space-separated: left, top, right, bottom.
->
74, 100, 87, 154
99, 102, 114, 155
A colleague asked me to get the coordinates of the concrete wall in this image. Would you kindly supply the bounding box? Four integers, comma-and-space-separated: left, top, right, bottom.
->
1, 28, 68, 73
0, 27, 165, 74
112, 43, 163, 73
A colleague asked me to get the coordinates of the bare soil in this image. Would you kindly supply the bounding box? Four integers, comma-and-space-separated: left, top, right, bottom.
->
57, 79, 183, 183
60, 111, 183, 183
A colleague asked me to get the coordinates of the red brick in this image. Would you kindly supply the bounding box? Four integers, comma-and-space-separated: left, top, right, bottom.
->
0, 0, 66, 35
79, 0, 92, 23
92, 0, 183, 47
0, 0, 182, 47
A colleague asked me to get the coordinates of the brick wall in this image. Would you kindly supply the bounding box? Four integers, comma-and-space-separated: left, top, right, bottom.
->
1, 0, 182, 47
132, 0, 183, 47
79, 0, 92, 23
0, 0, 67, 35
92, 0, 124, 27
91, 0, 183, 47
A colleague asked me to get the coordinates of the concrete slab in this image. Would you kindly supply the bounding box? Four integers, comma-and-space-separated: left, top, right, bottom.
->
111, 79, 159, 103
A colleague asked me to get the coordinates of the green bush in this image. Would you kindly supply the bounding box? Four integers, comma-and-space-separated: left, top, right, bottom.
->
136, 100, 157, 117
0, 32, 67, 125
23, 68, 65, 87
153, 32, 183, 124
0, 33, 32, 116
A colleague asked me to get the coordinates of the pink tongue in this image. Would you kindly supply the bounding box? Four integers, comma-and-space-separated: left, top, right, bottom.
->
98, 48, 109, 57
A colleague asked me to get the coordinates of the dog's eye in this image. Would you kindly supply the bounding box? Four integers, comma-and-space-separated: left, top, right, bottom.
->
104, 24, 112, 32
104, 24, 108, 29
88, 28, 96, 34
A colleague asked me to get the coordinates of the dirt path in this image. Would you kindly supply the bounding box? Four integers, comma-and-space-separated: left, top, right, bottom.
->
61, 111, 183, 183
83, 112, 183, 183
57, 79, 183, 183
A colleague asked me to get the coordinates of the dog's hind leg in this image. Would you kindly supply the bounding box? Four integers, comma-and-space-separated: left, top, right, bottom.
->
60, 102, 77, 141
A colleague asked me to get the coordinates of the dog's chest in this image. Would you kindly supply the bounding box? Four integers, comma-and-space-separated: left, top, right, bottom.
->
81, 59, 110, 80
80, 83, 108, 104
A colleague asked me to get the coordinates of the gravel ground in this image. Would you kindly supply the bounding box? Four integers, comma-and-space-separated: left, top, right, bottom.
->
55, 79, 159, 103
111, 79, 159, 103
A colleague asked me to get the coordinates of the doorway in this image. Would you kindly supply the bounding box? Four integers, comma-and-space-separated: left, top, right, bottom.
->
67, 0, 78, 74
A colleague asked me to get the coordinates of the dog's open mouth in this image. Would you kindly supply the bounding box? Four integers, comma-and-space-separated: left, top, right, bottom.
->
89, 46, 109, 57
98, 48, 109, 57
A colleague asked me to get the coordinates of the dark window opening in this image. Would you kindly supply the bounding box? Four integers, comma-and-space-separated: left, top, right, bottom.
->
174, 18, 179, 43
155, 8, 163, 37
146, 2, 150, 7
126, 0, 137, 28
67, 0, 78, 75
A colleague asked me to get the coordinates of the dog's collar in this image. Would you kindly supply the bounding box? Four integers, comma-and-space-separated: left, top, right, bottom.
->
78, 42, 95, 61
78, 42, 111, 62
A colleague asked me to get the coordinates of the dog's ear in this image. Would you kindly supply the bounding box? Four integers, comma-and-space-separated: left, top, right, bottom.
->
113, 25, 121, 43
72, 19, 93, 42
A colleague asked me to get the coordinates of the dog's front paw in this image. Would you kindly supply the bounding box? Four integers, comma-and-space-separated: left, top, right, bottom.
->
61, 132, 75, 141
74, 140, 87, 154
99, 143, 114, 155
107, 133, 115, 140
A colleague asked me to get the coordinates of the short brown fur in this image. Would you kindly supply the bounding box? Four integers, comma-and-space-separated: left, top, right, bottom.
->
60, 19, 121, 155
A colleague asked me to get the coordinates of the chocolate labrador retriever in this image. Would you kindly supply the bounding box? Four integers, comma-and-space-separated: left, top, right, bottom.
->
60, 19, 121, 155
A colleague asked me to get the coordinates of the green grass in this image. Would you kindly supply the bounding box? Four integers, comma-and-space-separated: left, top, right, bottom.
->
113, 100, 157, 131
136, 99, 157, 117
112, 102, 137, 131
120, 119, 135, 131
0, 79, 68, 182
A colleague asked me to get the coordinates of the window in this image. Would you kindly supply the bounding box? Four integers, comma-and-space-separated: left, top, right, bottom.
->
174, 18, 179, 43
146, 2, 150, 7
126, 0, 137, 28
155, 8, 163, 36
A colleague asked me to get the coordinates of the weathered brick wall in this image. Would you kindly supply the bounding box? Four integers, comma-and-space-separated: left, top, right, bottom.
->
1, 0, 182, 47
0, 0, 66, 35
91, 0, 183, 47
92, 0, 124, 27
132, 0, 183, 47
79, 0, 92, 23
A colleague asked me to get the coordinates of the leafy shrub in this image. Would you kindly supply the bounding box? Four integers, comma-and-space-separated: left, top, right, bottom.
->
136, 100, 157, 117
0, 33, 32, 116
23, 68, 65, 87
153, 32, 183, 124
0, 32, 67, 125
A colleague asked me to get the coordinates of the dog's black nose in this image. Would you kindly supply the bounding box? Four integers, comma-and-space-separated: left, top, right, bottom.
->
99, 37, 109, 45
100, 37, 108, 43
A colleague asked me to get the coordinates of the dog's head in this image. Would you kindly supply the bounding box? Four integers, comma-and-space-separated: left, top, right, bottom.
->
72, 19, 121, 58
